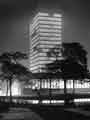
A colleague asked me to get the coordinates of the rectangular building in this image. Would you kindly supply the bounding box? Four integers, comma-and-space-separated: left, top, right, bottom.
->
29, 12, 63, 73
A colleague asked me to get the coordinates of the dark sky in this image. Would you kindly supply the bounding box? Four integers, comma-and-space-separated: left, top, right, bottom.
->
0, 0, 90, 69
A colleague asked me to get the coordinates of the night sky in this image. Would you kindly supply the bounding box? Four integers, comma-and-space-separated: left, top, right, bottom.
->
0, 0, 90, 69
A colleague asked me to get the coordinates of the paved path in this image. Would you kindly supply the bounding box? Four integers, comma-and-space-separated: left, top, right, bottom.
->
1, 106, 90, 120
65, 108, 90, 117
0, 107, 43, 120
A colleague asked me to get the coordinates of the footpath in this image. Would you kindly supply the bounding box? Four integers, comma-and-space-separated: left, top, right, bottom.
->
0, 107, 42, 120
64, 108, 90, 120
0, 104, 90, 120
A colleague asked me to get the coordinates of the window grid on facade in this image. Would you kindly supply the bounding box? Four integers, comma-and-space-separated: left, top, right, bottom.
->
30, 12, 62, 72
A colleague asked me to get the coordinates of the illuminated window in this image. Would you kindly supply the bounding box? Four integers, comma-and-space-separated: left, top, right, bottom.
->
59, 80, 64, 89
40, 40, 61, 45
39, 52, 47, 56
32, 19, 39, 29
30, 12, 62, 73
31, 39, 40, 46
39, 16, 62, 21
40, 24, 62, 29
11, 80, 21, 96
39, 44, 55, 48
39, 21, 62, 25
74, 98, 90, 103
33, 13, 40, 23
31, 34, 39, 42
33, 17, 63, 28
44, 80, 48, 88
31, 35, 39, 44
53, 13, 62, 17
30, 51, 39, 57
31, 21, 40, 30
32, 100, 39, 104
39, 32, 61, 37
31, 24, 39, 32
51, 100, 64, 104
42, 100, 50, 104
39, 12, 49, 16
40, 36, 62, 41
37, 28, 61, 33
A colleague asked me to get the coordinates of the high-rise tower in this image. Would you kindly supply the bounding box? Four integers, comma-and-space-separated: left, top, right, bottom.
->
29, 11, 63, 73
28, 10, 90, 95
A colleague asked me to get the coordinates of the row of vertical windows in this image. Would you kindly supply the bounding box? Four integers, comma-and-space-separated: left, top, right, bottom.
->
30, 56, 48, 62
32, 12, 48, 26
40, 40, 61, 45
31, 20, 62, 30
30, 54, 62, 63
31, 22, 39, 30
39, 32, 61, 36
32, 16, 62, 29
30, 52, 47, 59
30, 57, 56, 64
30, 25, 39, 34
32, 12, 62, 25
33, 12, 49, 21
30, 52, 40, 59
31, 35, 40, 45
74, 99, 90, 103
30, 65, 45, 72
30, 60, 53, 68
37, 28, 62, 33
31, 39, 61, 47
30, 79, 90, 89
38, 16, 62, 21
30, 47, 62, 57
40, 36, 62, 40
31, 45, 58, 54
32, 17, 62, 28
39, 44, 60, 48
53, 13, 62, 17
31, 40, 40, 48
31, 29, 62, 38
31, 46, 62, 51
30, 67, 40, 72
31, 22, 62, 33
30, 33, 39, 41
39, 24, 62, 29
39, 20, 62, 25
31, 12, 62, 31
30, 63, 51, 70
31, 41, 40, 49
31, 30, 61, 37
31, 25, 62, 35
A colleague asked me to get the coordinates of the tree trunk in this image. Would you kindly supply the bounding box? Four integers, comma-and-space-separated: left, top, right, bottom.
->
72, 79, 75, 104
39, 78, 42, 104
49, 79, 52, 103
64, 79, 68, 105
73, 79, 75, 94
6, 79, 8, 96
9, 77, 12, 104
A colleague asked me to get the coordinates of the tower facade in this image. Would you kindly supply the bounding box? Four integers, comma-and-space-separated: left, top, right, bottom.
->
30, 11, 63, 73
28, 11, 90, 98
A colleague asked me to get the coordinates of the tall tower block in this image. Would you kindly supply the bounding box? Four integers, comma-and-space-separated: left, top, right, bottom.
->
30, 11, 63, 73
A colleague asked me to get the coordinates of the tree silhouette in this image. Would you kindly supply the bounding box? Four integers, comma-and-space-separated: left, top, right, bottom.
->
45, 42, 89, 104
62, 43, 88, 100
0, 52, 30, 103
47, 45, 62, 61
62, 42, 87, 69
0, 51, 28, 64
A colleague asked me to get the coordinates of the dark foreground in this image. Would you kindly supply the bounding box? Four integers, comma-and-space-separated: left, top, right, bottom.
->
0, 102, 90, 120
